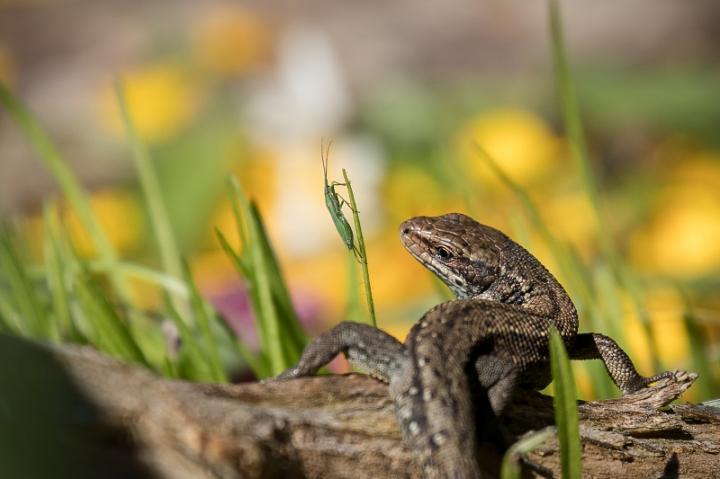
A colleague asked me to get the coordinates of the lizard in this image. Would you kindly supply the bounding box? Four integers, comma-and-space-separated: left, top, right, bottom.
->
277, 213, 682, 478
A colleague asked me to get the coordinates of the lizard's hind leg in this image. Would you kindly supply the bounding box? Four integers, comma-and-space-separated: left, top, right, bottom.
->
277, 321, 407, 382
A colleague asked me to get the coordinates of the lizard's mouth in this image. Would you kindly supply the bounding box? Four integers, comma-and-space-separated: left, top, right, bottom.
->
399, 217, 443, 275
398, 217, 425, 257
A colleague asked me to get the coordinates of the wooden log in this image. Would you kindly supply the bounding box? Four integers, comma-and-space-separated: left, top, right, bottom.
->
0, 334, 715, 479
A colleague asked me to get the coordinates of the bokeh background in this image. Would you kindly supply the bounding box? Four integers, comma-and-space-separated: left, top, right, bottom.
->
1, 0, 720, 400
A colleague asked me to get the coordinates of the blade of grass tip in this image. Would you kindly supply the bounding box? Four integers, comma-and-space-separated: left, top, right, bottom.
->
500, 427, 555, 479
73, 272, 149, 367
0, 81, 129, 300
227, 176, 250, 258
0, 227, 49, 338
114, 80, 182, 281
679, 288, 717, 400
549, 325, 582, 479
43, 205, 71, 341
341, 168, 376, 327
181, 259, 227, 382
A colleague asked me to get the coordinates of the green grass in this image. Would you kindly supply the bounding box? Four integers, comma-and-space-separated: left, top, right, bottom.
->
0, 81, 306, 382
0, 82, 129, 301
548, 326, 582, 479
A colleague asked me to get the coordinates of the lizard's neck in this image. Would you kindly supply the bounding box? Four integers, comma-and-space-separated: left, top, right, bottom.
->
468, 241, 578, 339
470, 282, 577, 337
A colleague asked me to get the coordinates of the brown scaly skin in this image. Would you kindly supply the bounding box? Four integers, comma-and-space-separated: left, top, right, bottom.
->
278, 213, 681, 478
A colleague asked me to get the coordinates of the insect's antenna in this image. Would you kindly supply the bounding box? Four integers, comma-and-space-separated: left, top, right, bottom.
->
320, 137, 334, 177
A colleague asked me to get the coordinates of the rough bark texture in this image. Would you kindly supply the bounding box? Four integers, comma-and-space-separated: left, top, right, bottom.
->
0, 334, 717, 479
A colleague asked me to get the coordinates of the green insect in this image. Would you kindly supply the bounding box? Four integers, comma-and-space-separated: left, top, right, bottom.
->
321, 140, 356, 253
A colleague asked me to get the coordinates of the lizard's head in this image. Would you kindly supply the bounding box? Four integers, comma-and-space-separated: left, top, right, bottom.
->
399, 213, 506, 299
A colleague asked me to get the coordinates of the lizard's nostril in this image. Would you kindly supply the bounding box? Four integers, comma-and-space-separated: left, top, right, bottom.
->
401, 227, 411, 235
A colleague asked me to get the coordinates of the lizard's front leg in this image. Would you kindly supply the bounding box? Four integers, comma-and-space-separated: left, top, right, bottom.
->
569, 332, 676, 394
277, 321, 407, 382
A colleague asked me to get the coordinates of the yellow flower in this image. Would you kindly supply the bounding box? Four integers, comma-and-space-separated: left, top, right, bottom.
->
192, 7, 272, 75
65, 188, 142, 257
0, 43, 17, 87
630, 156, 720, 277
23, 187, 141, 259
457, 108, 561, 188
99, 64, 200, 143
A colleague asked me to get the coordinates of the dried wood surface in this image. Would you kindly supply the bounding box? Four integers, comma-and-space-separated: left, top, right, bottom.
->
0, 334, 717, 479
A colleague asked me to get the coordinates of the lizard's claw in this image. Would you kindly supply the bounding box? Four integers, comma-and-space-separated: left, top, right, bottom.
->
275, 367, 301, 381
623, 369, 697, 394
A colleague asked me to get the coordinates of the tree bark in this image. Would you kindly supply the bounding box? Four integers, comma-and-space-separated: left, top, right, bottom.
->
0, 334, 716, 479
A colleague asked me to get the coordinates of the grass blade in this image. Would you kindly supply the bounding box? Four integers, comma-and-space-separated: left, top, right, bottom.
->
250, 202, 306, 355
87, 260, 187, 296
0, 287, 21, 333
213, 230, 271, 377
679, 290, 717, 400
73, 272, 148, 366
114, 80, 182, 280
0, 227, 48, 338
344, 250, 364, 323
181, 259, 227, 382
341, 168, 377, 327
43, 205, 71, 341
473, 144, 592, 311
549, 325, 582, 478
245, 203, 287, 375
547, 0, 661, 373
500, 427, 554, 479
224, 177, 307, 376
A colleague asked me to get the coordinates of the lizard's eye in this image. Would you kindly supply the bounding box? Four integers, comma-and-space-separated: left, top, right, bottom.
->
435, 247, 453, 261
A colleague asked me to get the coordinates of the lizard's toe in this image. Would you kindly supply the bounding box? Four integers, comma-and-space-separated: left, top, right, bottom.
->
274, 367, 301, 381
625, 369, 697, 394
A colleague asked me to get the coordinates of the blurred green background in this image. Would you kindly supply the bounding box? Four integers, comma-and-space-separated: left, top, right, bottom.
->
1, 0, 719, 401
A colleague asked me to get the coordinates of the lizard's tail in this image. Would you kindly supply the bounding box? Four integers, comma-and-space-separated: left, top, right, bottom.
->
389, 358, 482, 479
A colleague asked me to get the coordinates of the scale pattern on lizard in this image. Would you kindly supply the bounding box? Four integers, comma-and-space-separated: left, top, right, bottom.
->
278, 213, 677, 478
